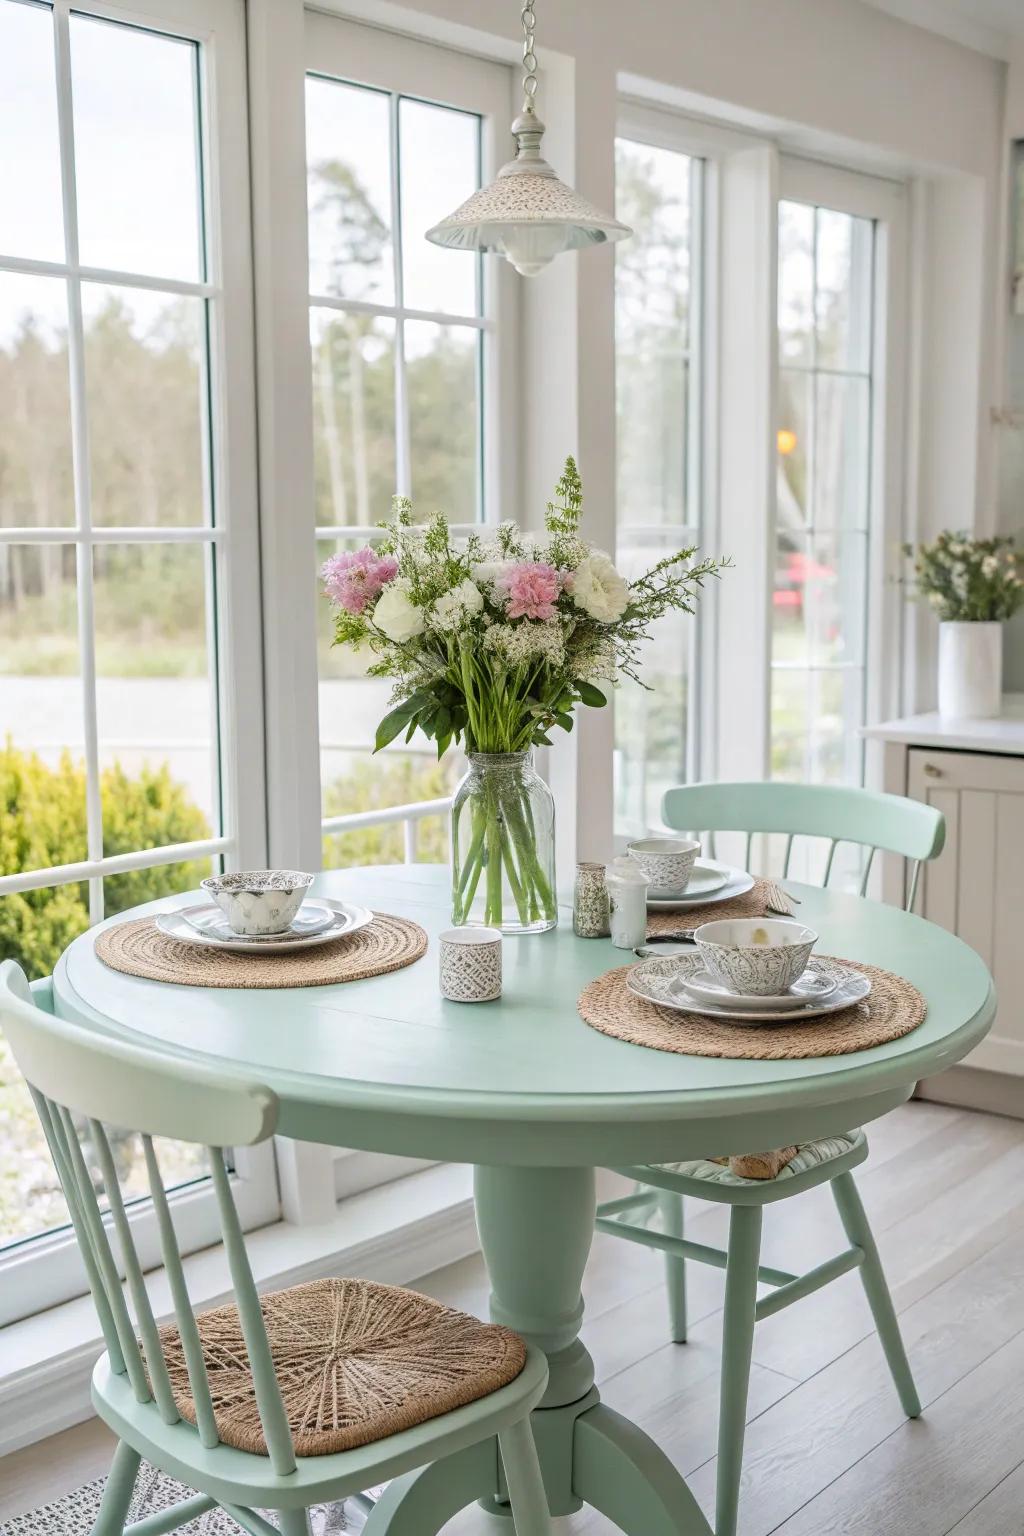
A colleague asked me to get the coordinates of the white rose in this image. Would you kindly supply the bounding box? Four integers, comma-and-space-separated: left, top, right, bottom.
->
374, 579, 426, 643
571, 552, 630, 624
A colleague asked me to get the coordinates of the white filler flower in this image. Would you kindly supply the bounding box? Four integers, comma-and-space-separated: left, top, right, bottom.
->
431, 578, 484, 632
374, 579, 426, 642
572, 552, 630, 623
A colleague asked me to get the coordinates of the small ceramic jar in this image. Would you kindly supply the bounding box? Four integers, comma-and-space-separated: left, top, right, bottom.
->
573, 862, 610, 937
605, 856, 650, 950
439, 927, 503, 1002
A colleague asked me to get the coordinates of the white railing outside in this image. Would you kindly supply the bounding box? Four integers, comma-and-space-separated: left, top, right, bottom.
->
321, 796, 454, 864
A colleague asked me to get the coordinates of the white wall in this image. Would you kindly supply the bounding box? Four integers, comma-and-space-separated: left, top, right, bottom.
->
999, 41, 1024, 689
330, 0, 1008, 724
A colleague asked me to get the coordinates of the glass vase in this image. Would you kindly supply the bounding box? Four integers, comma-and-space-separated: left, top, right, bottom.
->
450, 750, 557, 934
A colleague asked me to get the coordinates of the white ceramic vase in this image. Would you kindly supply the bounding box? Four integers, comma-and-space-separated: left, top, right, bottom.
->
937, 621, 1002, 719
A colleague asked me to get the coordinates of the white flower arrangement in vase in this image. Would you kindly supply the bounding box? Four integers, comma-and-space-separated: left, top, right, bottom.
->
905, 531, 1023, 718
322, 457, 727, 932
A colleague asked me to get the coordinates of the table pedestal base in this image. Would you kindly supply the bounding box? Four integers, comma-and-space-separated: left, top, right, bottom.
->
363, 1164, 711, 1535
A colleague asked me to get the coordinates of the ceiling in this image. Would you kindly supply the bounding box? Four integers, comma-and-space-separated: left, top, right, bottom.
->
859, 0, 1024, 60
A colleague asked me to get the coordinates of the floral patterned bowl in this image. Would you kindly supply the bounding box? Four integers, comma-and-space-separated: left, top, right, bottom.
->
693, 917, 818, 996
200, 870, 315, 936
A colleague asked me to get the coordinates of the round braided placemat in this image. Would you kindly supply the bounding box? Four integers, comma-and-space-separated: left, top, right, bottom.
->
647, 877, 775, 935
94, 912, 427, 989
579, 956, 926, 1060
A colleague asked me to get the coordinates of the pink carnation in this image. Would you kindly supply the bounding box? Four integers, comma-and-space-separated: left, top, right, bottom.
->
499, 561, 562, 621
321, 547, 399, 615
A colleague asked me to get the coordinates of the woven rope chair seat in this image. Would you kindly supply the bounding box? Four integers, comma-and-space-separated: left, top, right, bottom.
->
158, 1277, 527, 1458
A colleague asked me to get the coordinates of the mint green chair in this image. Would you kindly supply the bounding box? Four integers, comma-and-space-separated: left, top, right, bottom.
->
0, 961, 553, 1536
662, 779, 945, 912
597, 781, 944, 1536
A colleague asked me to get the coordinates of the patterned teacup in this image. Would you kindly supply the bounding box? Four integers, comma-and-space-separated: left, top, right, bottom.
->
626, 837, 700, 894
439, 927, 503, 1003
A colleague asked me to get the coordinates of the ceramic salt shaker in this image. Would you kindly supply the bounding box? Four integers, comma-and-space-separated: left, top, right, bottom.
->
573, 862, 610, 937
605, 855, 650, 949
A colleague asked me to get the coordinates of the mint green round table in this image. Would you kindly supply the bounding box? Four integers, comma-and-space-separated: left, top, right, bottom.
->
53, 865, 995, 1535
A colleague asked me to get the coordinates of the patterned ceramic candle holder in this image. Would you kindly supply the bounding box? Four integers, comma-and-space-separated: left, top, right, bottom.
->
439, 927, 503, 1002
573, 862, 610, 938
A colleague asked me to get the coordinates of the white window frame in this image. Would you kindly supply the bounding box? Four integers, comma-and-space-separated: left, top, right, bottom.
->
613, 103, 708, 838
0, 0, 277, 1327
774, 155, 908, 792
263, 9, 520, 1222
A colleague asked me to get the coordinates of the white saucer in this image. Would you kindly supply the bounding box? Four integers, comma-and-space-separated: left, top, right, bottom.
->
648, 860, 731, 901
647, 866, 754, 911
679, 959, 839, 1011
627, 953, 871, 1023
156, 899, 373, 954
180, 899, 337, 944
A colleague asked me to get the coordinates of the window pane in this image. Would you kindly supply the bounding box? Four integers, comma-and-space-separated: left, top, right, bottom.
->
778, 201, 815, 368
815, 373, 870, 531
614, 599, 692, 838
70, 15, 202, 282
777, 370, 810, 530
772, 531, 867, 668
0, 0, 64, 262
306, 77, 393, 303
615, 139, 692, 534
83, 285, 206, 527
406, 321, 479, 520
773, 197, 875, 793
311, 309, 396, 526
317, 538, 459, 852
816, 207, 873, 373
93, 544, 217, 845
615, 139, 698, 836
770, 667, 865, 786
0, 272, 74, 526
399, 98, 479, 317
0, 545, 86, 882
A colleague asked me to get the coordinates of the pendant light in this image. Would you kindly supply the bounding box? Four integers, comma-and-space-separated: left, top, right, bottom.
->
425, 0, 632, 276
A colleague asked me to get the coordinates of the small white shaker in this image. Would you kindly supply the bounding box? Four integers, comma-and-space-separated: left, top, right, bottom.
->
605, 855, 650, 949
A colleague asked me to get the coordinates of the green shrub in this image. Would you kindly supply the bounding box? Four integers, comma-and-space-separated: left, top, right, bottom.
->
0, 744, 459, 981
322, 754, 458, 868
0, 745, 211, 979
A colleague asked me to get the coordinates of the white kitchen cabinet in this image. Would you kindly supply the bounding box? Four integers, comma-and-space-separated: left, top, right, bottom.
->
864, 699, 1024, 1101
906, 746, 1024, 1077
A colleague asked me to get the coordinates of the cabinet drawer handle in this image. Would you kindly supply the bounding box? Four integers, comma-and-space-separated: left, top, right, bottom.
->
923, 763, 943, 778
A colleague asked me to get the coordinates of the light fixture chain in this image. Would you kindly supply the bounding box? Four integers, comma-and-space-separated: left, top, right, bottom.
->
521, 0, 539, 108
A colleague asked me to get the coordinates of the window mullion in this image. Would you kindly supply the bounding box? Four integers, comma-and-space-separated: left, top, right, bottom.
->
390, 92, 411, 498
53, 0, 104, 924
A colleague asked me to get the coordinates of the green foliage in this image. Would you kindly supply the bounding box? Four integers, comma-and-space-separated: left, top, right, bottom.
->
0, 746, 211, 980
545, 455, 584, 538
904, 531, 1024, 623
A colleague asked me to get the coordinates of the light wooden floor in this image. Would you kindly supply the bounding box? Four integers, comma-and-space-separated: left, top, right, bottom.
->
4, 1101, 1024, 1534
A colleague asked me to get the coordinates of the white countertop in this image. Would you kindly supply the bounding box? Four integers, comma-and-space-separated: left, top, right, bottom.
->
863, 696, 1024, 755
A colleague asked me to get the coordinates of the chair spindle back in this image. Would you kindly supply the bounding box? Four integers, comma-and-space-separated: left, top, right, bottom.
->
0, 962, 295, 1473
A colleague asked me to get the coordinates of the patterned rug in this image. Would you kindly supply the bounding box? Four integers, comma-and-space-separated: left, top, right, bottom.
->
1, 1461, 376, 1534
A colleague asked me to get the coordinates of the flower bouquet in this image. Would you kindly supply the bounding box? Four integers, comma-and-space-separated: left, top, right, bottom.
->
322, 457, 725, 933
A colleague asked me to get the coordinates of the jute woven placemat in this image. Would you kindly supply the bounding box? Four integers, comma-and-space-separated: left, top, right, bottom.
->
647, 876, 775, 935
578, 956, 927, 1060
94, 912, 427, 989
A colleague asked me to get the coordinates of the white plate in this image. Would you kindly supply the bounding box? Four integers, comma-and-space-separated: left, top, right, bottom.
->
180, 899, 337, 944
156, 899, 374, 954
678, 958, 839, 1011
648, 859, 731, 901
647, 866, 754, 911
627, 953, 871, 1023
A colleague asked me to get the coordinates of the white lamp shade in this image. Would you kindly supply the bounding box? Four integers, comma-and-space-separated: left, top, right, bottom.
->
426, 171, 631, 276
